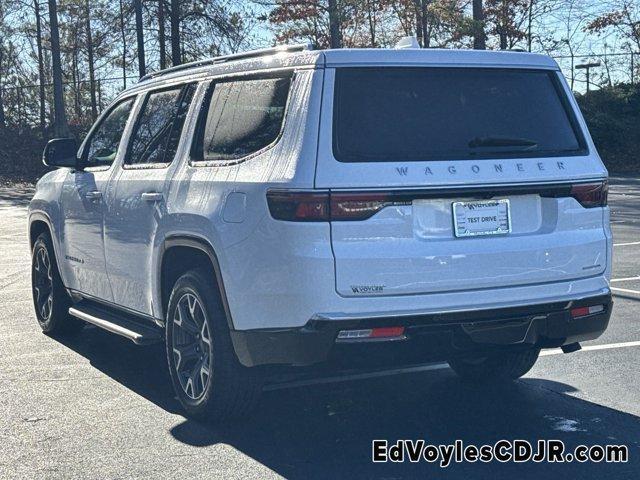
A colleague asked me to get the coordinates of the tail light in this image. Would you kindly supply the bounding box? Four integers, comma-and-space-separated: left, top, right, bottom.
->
330, 192, 396, 221
570, 181, 608, 208
266, 191, 330, 221
267, 190, 405, 222
571, 304, 605, 318
336, 326, 406, 342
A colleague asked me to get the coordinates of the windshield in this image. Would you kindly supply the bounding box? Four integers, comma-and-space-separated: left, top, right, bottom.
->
333, 67, 586, 162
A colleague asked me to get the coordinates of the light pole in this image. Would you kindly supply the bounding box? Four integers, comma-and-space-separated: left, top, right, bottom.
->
575, 61, 601, 93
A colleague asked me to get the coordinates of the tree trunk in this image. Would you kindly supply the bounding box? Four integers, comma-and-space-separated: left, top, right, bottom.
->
472, 0, 486, 50
34, 0, 47, 137
499, 31, 507, 50
327, 0, 342, 48
72, 32, 80, 118
47, 0, 70, 137
134, 0, 146, 77
158, 0, 166, 69
365, 0, 376, 47
119, 0, 127, 88
414, 0, 423, 47
527, 0, 534, 52
0, 47, 4, 128
0, 93, 5, 129
421, 0, 430, 48
86, 0, 97, 120
170, 0, 181, 65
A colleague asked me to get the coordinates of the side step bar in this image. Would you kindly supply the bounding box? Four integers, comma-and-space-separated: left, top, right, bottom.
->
69, 303, 162, 345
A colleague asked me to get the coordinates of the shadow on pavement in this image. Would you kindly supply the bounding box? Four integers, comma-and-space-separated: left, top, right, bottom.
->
55, 325, 640, 479
0, 185, 34, 208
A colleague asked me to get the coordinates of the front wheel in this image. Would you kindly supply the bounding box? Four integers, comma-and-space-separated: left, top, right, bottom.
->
448, 347, 540, 383
165, 268, 260, 421
31, 232, 83, 335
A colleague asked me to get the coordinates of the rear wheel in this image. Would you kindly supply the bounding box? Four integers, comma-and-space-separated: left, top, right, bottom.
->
165, 268, 260, 421
448, 347, 540, 383
31, 232, 83, 334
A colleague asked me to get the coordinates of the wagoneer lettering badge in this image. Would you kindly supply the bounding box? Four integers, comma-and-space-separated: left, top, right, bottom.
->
398, 161, 570, 176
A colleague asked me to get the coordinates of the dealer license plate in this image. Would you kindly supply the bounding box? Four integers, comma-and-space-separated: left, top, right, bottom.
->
452, 199, 511, 238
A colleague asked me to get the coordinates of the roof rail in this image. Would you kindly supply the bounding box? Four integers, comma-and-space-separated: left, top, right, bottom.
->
139, 43, 314, 82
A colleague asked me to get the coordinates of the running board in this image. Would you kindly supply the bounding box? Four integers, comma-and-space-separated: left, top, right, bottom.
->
69, 303, 162, 345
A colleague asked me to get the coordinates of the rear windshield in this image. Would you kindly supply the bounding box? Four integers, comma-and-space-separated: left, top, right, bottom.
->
333, 68, 586, 162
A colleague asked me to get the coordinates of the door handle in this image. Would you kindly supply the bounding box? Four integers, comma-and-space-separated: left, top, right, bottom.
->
85, 191, 102, 201
141, 192, 163, 202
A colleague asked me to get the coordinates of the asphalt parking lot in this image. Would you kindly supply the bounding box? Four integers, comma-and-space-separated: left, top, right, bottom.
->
1, 177, 639, 479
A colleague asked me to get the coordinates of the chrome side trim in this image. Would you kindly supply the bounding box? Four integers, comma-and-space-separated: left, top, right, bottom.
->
69, 307, 147, 345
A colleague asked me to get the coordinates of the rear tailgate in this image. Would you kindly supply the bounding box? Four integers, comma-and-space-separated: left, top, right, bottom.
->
316, 66, 609, 298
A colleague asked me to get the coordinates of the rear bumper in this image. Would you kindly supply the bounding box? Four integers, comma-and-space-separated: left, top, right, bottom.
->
230, 293, 612, 367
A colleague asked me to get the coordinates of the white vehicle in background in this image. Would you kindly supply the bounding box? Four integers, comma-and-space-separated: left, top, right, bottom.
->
29, 42, 612, 421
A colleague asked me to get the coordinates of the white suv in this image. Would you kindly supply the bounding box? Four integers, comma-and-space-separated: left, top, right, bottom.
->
29, 44, 612, 420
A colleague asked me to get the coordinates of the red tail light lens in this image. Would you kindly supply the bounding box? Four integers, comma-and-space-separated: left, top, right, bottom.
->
570, 181, 608, 208
571, 304, 605, 318
266, 191, 329, 221
267, 190, 404, 222
369, 326, 406, 338
330, 193, 393, 221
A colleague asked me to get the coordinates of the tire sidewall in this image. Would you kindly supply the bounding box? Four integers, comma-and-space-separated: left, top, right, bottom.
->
165, 272, 218, 413
31, 233, 67, 332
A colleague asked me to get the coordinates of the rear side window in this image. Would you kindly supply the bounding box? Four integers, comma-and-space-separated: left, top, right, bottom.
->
126, 84, 195, 166
84, 98, 134, 167
198, 75, 291, 162
333, 68, 586, 162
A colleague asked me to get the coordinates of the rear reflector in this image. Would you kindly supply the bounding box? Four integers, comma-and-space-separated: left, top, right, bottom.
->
570, 181, 608, 208
570, 304, 605, 318
337, 326, 406, 341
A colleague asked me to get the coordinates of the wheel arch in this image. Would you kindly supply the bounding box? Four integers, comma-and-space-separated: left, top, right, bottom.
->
29, 212, 56, 249
158, 236, 235, 330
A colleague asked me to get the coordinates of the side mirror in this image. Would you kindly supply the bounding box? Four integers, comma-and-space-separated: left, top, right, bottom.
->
43, 138, 79, 169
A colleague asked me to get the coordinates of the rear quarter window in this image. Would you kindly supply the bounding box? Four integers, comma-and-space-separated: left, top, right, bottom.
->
195, 74, 292, 163
333, 67, 587, 162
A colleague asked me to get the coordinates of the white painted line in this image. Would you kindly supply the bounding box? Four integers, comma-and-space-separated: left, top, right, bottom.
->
265, 363, 450, 391
2, 299, 31, 305
271, 338, 640, 389
614, 241, 640, 247
271, 339, 640, 389
611, 286, 640, 295
0, 287, 31, 294
541, 340, 640, 357
611, 276, 640, 283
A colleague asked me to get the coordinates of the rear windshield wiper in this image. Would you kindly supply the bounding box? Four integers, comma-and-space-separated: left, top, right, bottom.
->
468, 136, 538, 149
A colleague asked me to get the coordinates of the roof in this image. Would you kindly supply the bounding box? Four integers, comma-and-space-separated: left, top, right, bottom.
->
322, 48, 558, 69
125, 47, 559, 97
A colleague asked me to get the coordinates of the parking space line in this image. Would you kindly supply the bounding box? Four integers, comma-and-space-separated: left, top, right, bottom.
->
611, 286, 640, 295
1, 287, 31, 294
613, 241, 640, 247
265, 363, 450, 390
270, 338, 640, 389
541, 340, 640, 357
611, 276, 640, 283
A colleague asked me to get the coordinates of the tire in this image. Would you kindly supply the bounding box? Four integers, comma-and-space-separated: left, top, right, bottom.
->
165, 268, 261, 421
31, 232, 83, 335
448, 347, 540, 383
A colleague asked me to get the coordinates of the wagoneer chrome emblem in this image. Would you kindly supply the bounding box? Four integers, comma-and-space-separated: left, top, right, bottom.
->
395, 161, 568, 176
